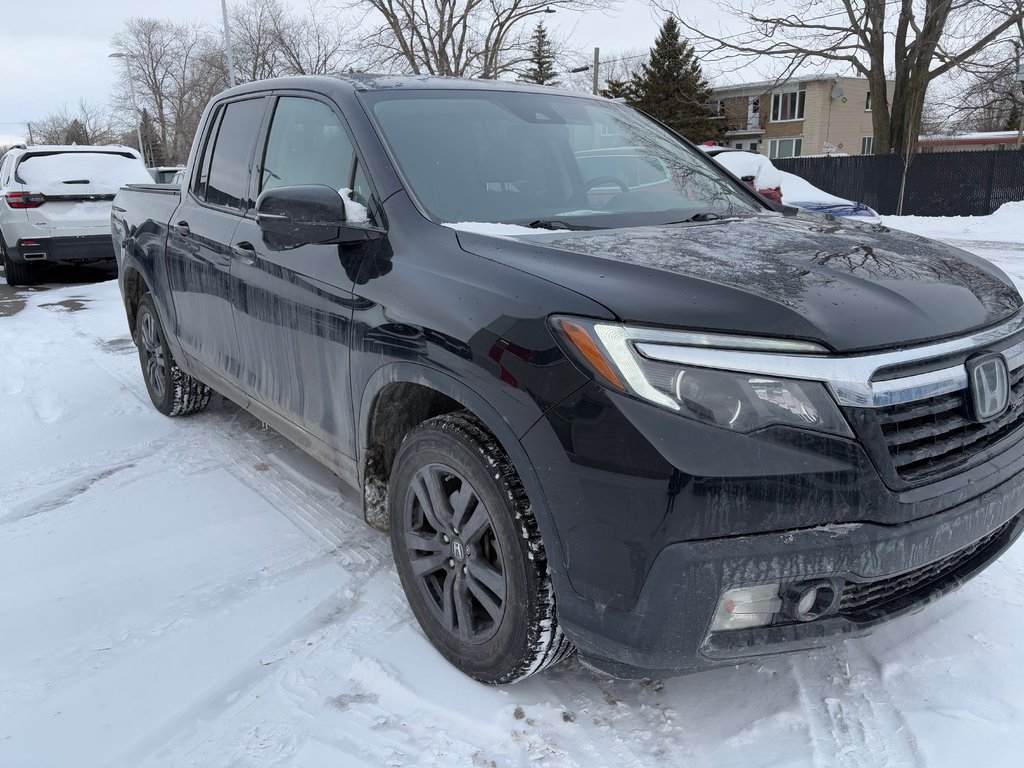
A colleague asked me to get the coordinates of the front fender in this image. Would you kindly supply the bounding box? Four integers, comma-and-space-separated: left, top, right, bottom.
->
357, 361, 569, 578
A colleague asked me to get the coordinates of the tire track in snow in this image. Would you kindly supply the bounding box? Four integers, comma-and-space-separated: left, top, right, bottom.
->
790, 641, 923, 768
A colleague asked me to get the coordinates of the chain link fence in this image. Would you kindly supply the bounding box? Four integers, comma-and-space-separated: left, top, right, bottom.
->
774, 149, 1024, 217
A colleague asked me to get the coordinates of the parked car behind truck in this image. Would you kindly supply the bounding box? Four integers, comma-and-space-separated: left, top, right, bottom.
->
111, 75, 1024, 684
1, 145, 151, 286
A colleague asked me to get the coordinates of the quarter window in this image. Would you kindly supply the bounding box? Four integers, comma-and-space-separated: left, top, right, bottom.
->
204, 98, 267, 210
261, 97, 354, 193
771, 90, 805, 122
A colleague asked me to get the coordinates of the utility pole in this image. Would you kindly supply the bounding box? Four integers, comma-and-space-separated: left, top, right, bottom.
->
592, 48, 600, 96
221, 0, 237, 88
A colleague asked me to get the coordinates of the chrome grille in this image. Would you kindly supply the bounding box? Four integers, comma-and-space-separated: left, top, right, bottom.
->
876, 364, 1024, 482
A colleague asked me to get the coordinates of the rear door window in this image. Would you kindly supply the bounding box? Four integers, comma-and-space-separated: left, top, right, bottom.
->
204, 98, 267, 210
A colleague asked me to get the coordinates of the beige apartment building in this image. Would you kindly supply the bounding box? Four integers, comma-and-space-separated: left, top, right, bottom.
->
711, 74, 891, 158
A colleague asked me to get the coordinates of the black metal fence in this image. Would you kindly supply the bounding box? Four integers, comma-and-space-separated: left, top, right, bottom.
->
774, 149, 1024, 217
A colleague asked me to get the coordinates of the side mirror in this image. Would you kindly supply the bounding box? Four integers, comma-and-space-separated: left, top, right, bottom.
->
255, 184, 384, 250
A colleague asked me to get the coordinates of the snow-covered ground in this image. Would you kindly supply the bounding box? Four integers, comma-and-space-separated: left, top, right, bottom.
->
3, 208, 1024, 767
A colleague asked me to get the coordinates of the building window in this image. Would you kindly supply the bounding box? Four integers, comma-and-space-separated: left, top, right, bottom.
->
733, 142, 744, 149
861, 136, 874, 155
771, 90, 805, 122
717, 99, 726, 117
748, 142, 759, 151
865, 91, 872, 111
768, 138, 802, 158
751, 97, 760, 114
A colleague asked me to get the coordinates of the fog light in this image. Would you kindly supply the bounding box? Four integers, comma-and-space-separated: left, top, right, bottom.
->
710, 584, 782, 631
783, 580, 839, 622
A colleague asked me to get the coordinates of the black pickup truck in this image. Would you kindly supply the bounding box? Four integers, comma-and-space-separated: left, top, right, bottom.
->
111, 75, 1024, 684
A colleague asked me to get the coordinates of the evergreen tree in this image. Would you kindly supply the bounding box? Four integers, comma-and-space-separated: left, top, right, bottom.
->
138, 109, 167, 167
520, 23, 560, 87
600, 79, 636, 101
65, 119, 89, 145
627, 17, 722, 143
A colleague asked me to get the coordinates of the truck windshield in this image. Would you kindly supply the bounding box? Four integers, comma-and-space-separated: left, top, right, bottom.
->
365, 89, 761, 229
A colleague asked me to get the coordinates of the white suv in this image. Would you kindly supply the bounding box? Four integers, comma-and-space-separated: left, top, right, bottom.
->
0, 145, 152, 286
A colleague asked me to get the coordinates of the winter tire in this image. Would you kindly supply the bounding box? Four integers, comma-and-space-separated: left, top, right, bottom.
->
135, 292, 212, 416
2, 238, 37, 287
388, 412, 573, 684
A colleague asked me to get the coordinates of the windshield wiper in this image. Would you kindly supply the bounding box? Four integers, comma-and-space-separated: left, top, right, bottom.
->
676, 212, 725, 223
527, 219, 600, 231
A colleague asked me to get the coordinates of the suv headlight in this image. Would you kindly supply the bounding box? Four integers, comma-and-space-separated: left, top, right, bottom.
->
552, 316, 853, 438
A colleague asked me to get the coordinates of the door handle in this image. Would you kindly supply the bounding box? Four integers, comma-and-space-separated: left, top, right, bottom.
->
173, 220, 191, 237
231, 241, 257, 265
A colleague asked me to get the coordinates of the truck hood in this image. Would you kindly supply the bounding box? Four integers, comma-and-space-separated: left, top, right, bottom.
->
454, 214, 1022, 353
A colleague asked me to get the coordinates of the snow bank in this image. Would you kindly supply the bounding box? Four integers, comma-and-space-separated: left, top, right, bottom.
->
882, 201, 1024, 244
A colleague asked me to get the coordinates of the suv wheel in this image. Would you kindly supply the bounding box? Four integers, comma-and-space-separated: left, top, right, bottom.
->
388, 412, 573, 684
1, 239, 37, 287
135, 293, 212, 416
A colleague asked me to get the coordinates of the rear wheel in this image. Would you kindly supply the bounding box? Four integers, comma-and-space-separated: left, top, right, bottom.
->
135, 293, 212, 416
388, 412, 573, 684
1, 238, 37, 287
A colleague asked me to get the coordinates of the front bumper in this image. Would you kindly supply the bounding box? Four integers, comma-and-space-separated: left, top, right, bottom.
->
522, 381, 1024, 676
555, 480, 1024, 677
8, 235, 115, 264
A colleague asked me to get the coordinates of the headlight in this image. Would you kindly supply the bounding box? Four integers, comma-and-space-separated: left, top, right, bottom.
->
552, 316, 853, 438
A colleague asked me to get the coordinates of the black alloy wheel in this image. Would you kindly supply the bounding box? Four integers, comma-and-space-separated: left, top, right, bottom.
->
134, 293, 212, 417
402, 463, 508, 644
388, 412, 573, 684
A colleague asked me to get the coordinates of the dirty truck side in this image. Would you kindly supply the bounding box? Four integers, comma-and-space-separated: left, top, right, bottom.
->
111, 75, 1024, 683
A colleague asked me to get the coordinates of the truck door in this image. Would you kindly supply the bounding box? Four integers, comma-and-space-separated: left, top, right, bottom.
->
166, 95, 268, 384
228, 94, 366, 460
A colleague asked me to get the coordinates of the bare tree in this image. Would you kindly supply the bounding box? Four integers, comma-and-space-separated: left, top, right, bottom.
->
111, 18, 230, 164
354, 0, 616, 79
662, 1, 1024, 155
933, 8, 1024, 133
27, 101, 123, 146
271, 0, 367, 75
230, 0, 288, 82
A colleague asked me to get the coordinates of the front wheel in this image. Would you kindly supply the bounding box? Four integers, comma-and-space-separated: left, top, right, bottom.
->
135, 293, 212, 416
388, 412, 573, 684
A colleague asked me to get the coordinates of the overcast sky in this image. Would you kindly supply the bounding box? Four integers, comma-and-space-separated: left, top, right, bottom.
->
0, 0, 744, 144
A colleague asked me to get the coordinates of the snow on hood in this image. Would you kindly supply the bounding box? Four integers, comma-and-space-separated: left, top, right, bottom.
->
17, 151, 152, 195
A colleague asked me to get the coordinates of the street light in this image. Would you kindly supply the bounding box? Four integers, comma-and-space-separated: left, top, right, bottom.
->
109, 52, 147, 165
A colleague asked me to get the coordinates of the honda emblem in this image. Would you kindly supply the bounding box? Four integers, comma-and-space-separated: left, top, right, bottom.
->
967, 354, 1010, 423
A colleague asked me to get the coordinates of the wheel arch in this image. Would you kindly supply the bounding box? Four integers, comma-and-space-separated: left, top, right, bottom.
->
357, 362, 567, 577
121, 264, 150, 338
